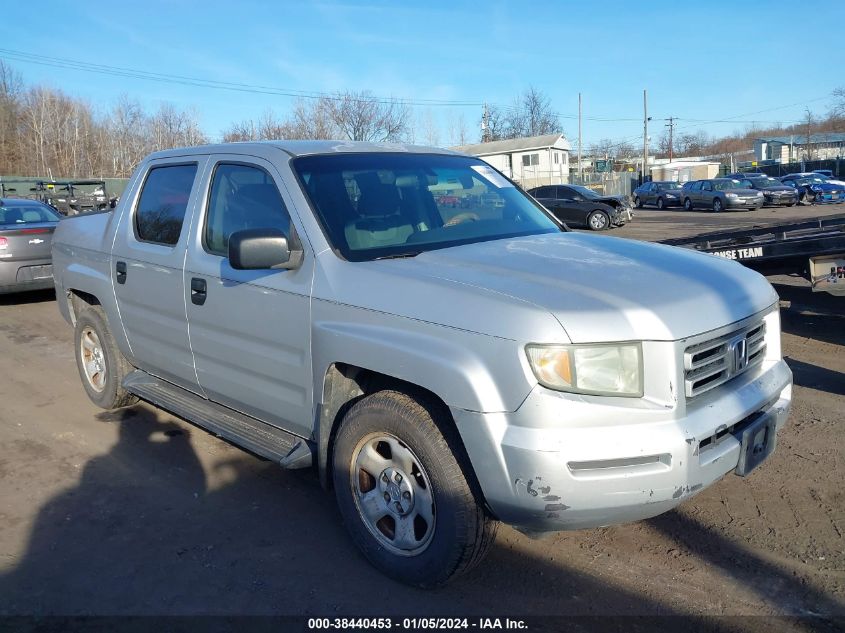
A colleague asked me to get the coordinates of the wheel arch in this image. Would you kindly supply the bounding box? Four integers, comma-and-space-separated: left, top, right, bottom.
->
315, 362, 491, 513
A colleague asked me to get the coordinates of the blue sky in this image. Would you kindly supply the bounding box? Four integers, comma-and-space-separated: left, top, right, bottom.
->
1, 0, 842, 147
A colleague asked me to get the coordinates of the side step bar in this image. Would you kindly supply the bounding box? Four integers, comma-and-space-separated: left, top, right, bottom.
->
122, 370, 313, 469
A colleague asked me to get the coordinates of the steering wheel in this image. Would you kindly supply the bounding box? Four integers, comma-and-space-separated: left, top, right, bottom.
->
444, 212, 481, 227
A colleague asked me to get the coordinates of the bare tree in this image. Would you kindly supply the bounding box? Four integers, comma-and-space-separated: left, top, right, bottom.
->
484, 87, 561, 141
419, 108, 440, 146
322, 90, 411, 142
446, 110, 469, 146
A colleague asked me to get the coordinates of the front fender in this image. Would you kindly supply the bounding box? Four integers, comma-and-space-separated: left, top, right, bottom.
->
312, 310, 534, 415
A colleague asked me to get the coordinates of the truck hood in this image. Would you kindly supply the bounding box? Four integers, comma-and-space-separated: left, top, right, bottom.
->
383, 232, 777, 343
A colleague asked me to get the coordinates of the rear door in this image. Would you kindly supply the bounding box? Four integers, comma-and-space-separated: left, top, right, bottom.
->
111, 156, 208, 393
183, 156, 314, 437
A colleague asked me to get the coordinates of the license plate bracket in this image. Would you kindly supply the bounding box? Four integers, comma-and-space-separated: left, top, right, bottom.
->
734, 412, 777, 476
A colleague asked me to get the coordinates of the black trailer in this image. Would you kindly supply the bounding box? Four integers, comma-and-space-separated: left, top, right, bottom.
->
661, 214, 845, 295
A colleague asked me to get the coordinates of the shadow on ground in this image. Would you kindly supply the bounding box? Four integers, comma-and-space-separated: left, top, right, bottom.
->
0, 406, 840, 626
0, 288, 55, 307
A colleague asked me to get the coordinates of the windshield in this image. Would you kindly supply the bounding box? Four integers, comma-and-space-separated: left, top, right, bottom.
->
656, 182, 681, 191
568, 185, 601, 199
713, 179, 744, 191
0, 203, 61, 224
293, 153, 561, 261
754, 178, 781, 187
796, 176, 826, 185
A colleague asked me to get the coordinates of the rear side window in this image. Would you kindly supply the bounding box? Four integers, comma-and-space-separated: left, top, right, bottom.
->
204, 163, 292, 257
135, 164, 198, 245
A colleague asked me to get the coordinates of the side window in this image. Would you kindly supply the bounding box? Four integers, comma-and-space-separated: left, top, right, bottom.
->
204, 163, 291, 257
702, 182, 712, 191
135, 164, 198, 245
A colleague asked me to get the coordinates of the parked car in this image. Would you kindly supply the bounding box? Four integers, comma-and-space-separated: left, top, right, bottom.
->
681, 179, 764, 212
52, 142, 792, 587
528, 185, 627, 230
780, 171, 845, 187
0, 198, 61, 294
632, 181, 683, 209
779, 174, 843, 204
725, 172, 767, 180
737, 177, 798, 207
812, 169, 834, 178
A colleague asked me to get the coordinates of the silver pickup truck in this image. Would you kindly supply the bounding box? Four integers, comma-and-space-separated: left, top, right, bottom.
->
52, 141, 792, 587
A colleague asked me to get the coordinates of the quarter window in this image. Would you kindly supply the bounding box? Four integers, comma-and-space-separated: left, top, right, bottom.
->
205, 163, 291, 257
135, 164, 198, 245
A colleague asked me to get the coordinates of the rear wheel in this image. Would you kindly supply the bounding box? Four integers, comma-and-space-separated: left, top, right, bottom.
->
587, 210, 610, 230
713, 198, 723, 212
332, 390, 496, 587
683, 197, 693, 211
74, 306, 138, 410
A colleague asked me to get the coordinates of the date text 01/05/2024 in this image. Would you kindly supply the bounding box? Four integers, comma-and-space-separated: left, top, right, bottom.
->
307, 617, 528, 629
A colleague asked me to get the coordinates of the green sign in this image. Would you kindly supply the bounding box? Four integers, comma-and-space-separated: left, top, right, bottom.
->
595, 159, 611, 173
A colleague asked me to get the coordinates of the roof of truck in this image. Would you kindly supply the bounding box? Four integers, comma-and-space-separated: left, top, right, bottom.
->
147, 140, 463, 160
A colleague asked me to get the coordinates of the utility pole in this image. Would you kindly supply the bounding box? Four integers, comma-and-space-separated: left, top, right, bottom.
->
643, 90, 650, 183
805, 108, 812, 161
665, 116, 675, 161
481, 103, 490, 143
578, 93, 583, 180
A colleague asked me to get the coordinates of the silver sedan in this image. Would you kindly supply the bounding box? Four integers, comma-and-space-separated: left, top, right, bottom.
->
0, 199, 62, 294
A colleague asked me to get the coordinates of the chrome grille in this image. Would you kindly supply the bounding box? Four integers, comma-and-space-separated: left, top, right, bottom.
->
684, 321, 766, 398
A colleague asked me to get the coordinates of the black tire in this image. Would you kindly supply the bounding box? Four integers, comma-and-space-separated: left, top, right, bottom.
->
788, 201, 797, 207
587, 210, 610, 231
683, 197, 693, 211
657, 197, 665, 210
332, 390, 497, 588
74, 306, 138, 410
634, 196, 643, 209
712, 197, 723, 213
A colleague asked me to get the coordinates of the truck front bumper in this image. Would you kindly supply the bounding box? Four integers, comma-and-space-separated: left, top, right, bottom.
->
452, 359, 792, 532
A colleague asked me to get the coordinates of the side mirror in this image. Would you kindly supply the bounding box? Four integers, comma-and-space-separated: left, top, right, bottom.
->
228, 228, 303, 270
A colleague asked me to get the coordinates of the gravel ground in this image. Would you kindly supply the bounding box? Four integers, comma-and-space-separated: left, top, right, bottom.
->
0, 202, 842, 624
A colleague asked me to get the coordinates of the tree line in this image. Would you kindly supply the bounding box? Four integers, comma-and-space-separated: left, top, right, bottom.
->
0, 62, 207, 178
1, 58, 842, 178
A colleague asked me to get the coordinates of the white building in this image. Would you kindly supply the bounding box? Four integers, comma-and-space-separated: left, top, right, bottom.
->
754, 133, 845, 163
452, 134, 571, 189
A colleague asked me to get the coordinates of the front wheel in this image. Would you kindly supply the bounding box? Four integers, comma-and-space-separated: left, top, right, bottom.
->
713, 198, 723, 212
683, 197, 693, 211
657, 197, 665, 210
634, 196, 643, 209
74, 306, 138, 410
587, 210, 610, 230
332, 390, 497, 587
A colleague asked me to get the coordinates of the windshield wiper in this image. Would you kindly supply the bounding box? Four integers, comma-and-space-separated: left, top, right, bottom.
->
373, 251, 421, 260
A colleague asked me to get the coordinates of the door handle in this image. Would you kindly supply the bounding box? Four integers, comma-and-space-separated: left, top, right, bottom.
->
115, 261, 127, 285
190, 277, 207, 306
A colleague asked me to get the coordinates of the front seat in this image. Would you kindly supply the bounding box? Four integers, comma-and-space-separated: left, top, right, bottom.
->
345, 175, 413, 251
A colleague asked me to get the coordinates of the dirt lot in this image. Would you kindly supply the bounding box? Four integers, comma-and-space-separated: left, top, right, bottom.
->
0, 203, 842, 623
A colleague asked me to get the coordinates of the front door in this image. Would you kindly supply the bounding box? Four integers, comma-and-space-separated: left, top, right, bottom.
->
111, 157, 207, 393
183, 157, 314, 437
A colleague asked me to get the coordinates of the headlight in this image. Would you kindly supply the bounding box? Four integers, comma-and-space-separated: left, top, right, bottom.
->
665, 193, 677, 199
525, 343, 643, 397
726, 193, 738, 198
